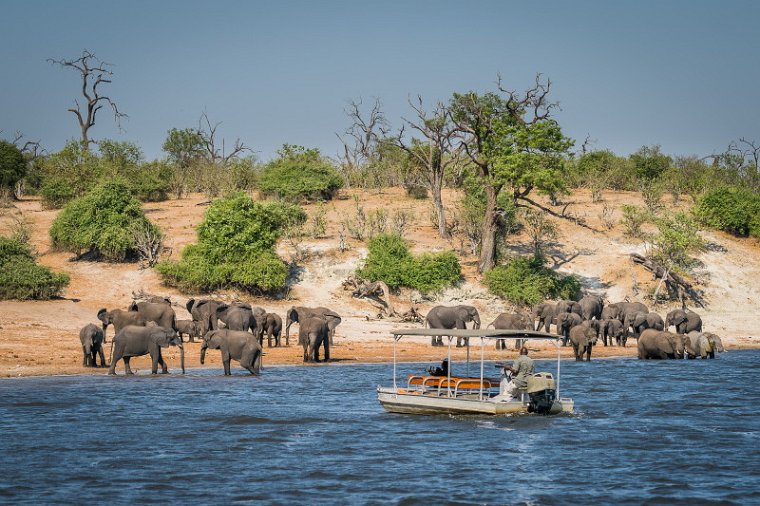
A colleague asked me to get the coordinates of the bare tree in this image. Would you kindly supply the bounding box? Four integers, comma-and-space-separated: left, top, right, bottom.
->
197, 112, 250, 165
336, 98, 390, 179
48, 50, 127, 149
727, 137, 760, 181
395, 96, 461, 238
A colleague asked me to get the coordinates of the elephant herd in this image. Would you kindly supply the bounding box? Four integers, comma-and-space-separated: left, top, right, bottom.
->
424, 297, 725, 362
79, 296, 342, 375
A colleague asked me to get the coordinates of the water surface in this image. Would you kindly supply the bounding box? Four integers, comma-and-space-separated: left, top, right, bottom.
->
1, 351, 758, 505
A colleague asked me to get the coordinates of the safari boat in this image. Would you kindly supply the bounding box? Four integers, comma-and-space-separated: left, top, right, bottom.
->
377, 329, 574, 416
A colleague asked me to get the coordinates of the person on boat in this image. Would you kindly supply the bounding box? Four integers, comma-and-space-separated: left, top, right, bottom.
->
427, 358, 449, 377
500, 347, 534, 399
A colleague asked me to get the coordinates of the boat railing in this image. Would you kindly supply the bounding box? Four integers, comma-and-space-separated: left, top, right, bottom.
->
406, 375, 500, 397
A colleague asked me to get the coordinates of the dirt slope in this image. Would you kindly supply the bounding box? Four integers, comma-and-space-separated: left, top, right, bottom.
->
0, 188, 757, 377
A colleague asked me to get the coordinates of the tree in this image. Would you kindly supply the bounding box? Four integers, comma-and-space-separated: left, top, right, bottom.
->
449, 75, 573, 272
0, 141, 26, 200
162, 128, 205, 198
336, 98, 390, 187
48, 50, 126, 149
395, 96, 461, 238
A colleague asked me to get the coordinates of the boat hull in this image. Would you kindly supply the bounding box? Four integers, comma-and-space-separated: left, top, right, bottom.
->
377, 387, 573, 416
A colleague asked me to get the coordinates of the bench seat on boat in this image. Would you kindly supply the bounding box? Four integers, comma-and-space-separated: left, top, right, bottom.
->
406, 375, 495, 395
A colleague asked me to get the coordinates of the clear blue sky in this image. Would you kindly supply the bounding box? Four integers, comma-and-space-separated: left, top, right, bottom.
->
1, 0, 758, 162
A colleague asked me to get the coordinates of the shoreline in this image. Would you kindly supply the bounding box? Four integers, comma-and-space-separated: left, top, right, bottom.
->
2, 343, 756, 379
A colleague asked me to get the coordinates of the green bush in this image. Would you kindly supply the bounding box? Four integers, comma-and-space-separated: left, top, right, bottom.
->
357, 233, 461, 294
156, 193, 306, 294
620, 205, 650, 238
40, 177, 77, 209
0, 236, 69, 299
485, 255, 581, 306
258, 145, 343, 201
695, 187, 760, 238
0, 141, 26, 195
49, 181, 161, 262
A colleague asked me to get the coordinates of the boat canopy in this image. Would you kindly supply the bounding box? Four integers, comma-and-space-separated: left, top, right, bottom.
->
390, 328, 561, 341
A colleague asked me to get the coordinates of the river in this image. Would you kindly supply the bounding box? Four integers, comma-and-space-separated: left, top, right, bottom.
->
1, 350, 758, 505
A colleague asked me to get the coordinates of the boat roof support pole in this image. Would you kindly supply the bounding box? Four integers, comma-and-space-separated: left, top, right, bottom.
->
556, 339, 561, 399
393, 335, 398, 390
479, 337, 485, 401
447, 337, 452, 398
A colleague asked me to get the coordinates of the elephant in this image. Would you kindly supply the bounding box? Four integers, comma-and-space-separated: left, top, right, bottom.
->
601, 318, 625, 347
637, 329, 686, 359
425, 305, 481, 347
665, 309, 703, 335
532, 302, 555, 332
600, 303, 622, 322
200, 329, 262, 375
578, 294, 604, 321
631, 312, 665, 340
79, 323, 106, 367
285, 307, 341, 346
555, 300, 583, 318
299, 317, 330, 363
619, 302, 649, 335
569, 321, 598, 361
217, 304, 257, 335
685, 331, 725, 359
108, 323, 185, 375
186, 299, 228, 336
176, 319, 201, 343
556, 312, 583, 346
97, 308, 148, 344
128, 301, 177, 332
263, 313, 283, 347
488, 313, 533, 350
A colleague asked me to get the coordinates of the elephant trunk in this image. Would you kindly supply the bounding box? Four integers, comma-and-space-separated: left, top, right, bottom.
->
285, 320, 293, 343
179, 343, 185, 374
101, 323, 109, 344
200, 343, 207, 365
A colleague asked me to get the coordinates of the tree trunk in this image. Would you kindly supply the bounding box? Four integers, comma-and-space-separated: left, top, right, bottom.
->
431, 173, 449, 239
478, 185, 499, 273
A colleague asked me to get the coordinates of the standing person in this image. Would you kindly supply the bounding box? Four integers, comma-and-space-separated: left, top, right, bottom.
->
501, 347, 534, 399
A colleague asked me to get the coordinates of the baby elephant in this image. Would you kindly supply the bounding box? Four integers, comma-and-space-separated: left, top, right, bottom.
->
80, 323, 106, 367
569, 322, 598, 361
200, 329, 262, 375
264, 313, 284, 347
176, 319, 201, 343
299, 317, 330, 363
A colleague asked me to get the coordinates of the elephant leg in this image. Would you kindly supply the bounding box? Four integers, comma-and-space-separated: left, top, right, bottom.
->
108, 352, 120, 375
158, 351, 168, 374
708, 351, 715, 359
82, 347, 87, 367
222, 351, 231, 375
586, 345, 592, 361
124, 356, 134, 375
323, 336, 330, 362
97, 347, 107, 367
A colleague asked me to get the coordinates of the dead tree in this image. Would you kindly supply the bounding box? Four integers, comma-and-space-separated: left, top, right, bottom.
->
336, 98, 390, 184
198, 112, 250, 165
629, 253, 704, 307
343, 276, 397, 316
395, 96, 461, 239
48, 50, 127, 149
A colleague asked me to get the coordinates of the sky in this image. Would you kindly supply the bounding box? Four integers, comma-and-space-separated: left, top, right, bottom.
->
1, 0, 758, 162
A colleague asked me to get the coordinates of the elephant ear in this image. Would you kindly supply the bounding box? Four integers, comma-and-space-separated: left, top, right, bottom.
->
186, 299, 195, 314
97, 308, 110, 325
153, 330, 174, 348
128, 301, 139, 312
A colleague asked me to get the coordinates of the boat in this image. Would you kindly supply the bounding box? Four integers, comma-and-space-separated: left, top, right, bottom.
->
376, 328, 574, 416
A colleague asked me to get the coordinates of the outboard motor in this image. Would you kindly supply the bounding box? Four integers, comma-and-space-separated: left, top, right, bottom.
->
526, 373, 557, 415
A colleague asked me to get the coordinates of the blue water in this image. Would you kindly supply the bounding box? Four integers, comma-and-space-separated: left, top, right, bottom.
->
1, 351, 759, 505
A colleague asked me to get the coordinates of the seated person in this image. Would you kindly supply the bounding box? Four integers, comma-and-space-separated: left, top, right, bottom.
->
497, 347, 534, 399
427, 358, 449, 377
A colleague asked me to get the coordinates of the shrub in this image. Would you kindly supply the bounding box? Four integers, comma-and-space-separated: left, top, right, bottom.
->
0, 141, 26, 197
357, 233, 461, 294
258, 145, 343, 201
40, 177, 77, 209
695, 187, 760, 239
156, 193, 306, 294
485, 255, 581, 306
0, 236, 69, 299
620, 205, 650, 238
49, 182, 161, 262
650, 212, 705, 270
